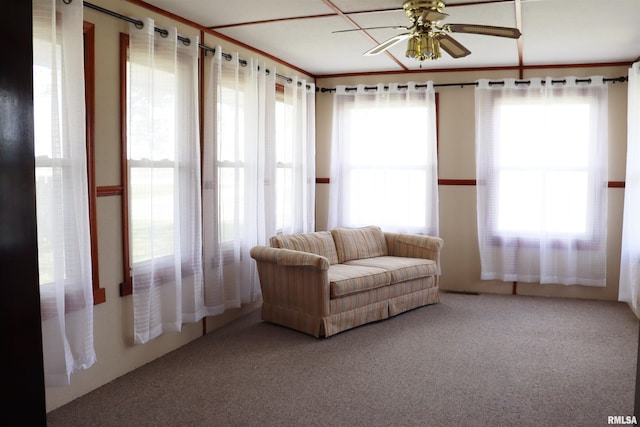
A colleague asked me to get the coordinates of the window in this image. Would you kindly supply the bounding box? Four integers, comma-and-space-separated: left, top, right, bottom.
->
272, 78, 316, 236
33, 19, 104, 306
474, 77, 608, 286
486, 91, 605, 244
274, 85, 293, 233
329, 83, 439, 235
124, 27, 202, 272
119, 29, 203, 301
33, 44, 63, 286
123, 20, 203, 343
216, 83, 247, 244
33, 0, 97, 386
343, 103, 432, 228
126, 58, 177, 266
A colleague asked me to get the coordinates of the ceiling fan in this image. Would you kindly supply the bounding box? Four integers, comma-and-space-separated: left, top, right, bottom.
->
336, 0, 521, 61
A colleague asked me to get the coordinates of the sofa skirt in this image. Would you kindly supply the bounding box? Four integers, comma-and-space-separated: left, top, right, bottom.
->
262, 276, 439, 338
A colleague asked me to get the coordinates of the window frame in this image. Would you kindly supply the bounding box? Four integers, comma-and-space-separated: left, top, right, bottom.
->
119, 33, 133, 296
34, 20, 105, 314
119, 33, 198, 295
214, 77, 248, 252
481, 89, 606, 250
273, 83, 295, 235
333, 90, 438, 233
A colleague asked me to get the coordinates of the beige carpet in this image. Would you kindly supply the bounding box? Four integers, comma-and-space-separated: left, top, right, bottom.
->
47, 292, 638, 427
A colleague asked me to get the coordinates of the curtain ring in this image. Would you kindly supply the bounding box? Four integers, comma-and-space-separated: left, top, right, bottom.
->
135, 20, 144, 30
159, 28, 169, 38
62, 0, 72, 4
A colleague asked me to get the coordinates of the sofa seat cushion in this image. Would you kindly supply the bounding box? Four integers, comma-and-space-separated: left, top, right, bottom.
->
345, 256, 438, 284
328, 264, 391, 298
331, 226, 388, 264
270, 231, 339, 265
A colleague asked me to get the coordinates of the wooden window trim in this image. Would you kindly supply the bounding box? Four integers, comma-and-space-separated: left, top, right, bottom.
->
84, 21, 105, 305
119, 33, 133, 296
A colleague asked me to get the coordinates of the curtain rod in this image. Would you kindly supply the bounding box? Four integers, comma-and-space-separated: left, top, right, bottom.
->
81, 1, 310, 89
318, 76, 628, 93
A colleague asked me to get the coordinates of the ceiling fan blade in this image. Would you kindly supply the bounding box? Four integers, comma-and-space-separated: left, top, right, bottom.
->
332, 25, 409, 34
364, 33, 413, 56
418, 10, 448, 23
447, 23, 521, 39
436, 34, 471, 58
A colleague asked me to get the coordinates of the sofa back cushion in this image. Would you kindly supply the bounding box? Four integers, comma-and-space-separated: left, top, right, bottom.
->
331, 226, 388, 263
270, 231, 339, 265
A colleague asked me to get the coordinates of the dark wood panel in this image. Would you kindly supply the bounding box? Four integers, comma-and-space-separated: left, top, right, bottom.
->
0, 1, 46, 422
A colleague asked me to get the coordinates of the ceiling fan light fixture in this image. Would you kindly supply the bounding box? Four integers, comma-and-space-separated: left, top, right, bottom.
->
406, 33, 441, 61
362, 0, 521, 63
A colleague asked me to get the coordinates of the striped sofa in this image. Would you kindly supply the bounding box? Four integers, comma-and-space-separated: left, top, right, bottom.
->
250, 226, 444, 338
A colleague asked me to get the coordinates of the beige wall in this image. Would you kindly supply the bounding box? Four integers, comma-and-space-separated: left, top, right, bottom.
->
46, 0, 313, 412
315, 64, 630, 302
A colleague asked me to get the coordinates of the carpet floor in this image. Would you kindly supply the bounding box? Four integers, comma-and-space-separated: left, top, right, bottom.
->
47, 292, 639, 427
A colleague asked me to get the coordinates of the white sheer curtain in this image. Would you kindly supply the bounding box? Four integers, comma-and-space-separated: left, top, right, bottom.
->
619, 62, 640, 313
475, 77, 608, 286
276, 77, 316, 235
33, 0, 95, 386
202, 48, 275, 315
128, 19, 204, 344
328, 82, 439, 235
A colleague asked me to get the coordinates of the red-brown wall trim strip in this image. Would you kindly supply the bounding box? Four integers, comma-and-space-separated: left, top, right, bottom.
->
314, 179, 627, 187
97, 185, 124, 197
436, 180, 624, 187
438, 179, 477, 186
437, 180, 625, 187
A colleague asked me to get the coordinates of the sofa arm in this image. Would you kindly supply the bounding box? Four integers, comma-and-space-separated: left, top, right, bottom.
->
384, 233, 444, 274
250, 246, 330, 271
250, 246, 330, 316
